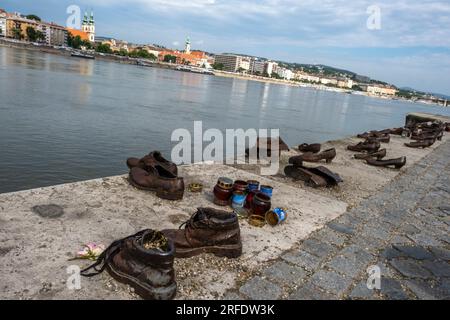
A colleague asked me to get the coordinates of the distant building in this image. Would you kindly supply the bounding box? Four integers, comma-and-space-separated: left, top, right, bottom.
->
320, 77, 338, 86
337, 79, 354, 89
367, 85, 398, 96
0, 9, 6, 37
265, 61, 278, 76
214, 54, 242, 72
3, 11, 67, 45
276, 67, 293, 80
159, 48, 208, 66
239, 58, 250, 72
81, 10, 95, 42
41, 22, 68, 46
184, 37, 191, 54
67, 28, 89, 41
294, 72, 320, 83
250, 59, 265, 74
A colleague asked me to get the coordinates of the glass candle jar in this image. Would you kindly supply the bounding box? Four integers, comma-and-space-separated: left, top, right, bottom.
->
252, 192, 271, 217
233, 180, 248, 193
231, 190, 246, 210
244, 190, 257, 211
213, 177, 233, 206
247, 180, 260, 192
265, 208, 287, 226
260, 185, 273, 198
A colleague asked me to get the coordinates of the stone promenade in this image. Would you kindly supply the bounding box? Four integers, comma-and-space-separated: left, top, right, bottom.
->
234, 140, 450, 300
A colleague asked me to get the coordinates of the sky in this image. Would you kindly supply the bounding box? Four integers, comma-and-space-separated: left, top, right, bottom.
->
2, 0, 450, 95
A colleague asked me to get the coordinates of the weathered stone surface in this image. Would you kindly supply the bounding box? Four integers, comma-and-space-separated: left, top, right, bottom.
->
392, 245, 434, 260
327, 222, 355, 235
380, 247, 405, 260
326, 245, 374, 277
360, 224, 391, 241
312, 227, 347, 247
288, 282, 334, 300
221, 291, 244, 300
421, 260, 450, 277
407, 232, 444, 247
380, 278, 409, 300
239, 277, 282, 300
404, 280, 445, 300
281, 250, 322, 271
429, 247, 450, 261
348, 281, 379, 300
309, 270, 353, 296
31, 204, 64, 218
398, 224, 421, 235
389, 259, 433, 279
263, 261, 307, 285
300, 239, 336, 259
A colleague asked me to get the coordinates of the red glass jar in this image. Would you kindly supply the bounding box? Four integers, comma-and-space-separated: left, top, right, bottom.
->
244, 190, 258, 211
233, 180, 248, 192
252, 192, 271, 217
213, 177, 233, 206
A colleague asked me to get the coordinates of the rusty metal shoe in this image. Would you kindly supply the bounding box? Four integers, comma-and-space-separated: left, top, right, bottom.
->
284, 165, 327, 187
129, 166, 184, 200
347, 141, 380, 153
366, 156, 406, 169
289, 148, 336, 165
404, 139, 435, 148
389, 127, 404, 135
284, 165, 342, 188
245, 137, 289, 159
298, 143, 321, 154
354, 148, 387, 160
367, 134, 390, 143
127, 151, 178, 176
411, 132, 442, 141
162, 208, 242, 258
80, 229, 177, 300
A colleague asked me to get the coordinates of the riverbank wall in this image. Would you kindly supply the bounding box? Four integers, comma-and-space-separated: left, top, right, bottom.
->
0, 129, 448, 299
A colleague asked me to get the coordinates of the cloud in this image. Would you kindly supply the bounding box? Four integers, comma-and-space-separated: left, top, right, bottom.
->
82, 0, 450, 48
172, 41, 180, 46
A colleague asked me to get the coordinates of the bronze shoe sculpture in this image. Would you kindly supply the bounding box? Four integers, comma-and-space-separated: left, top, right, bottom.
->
389, 127, 404, 135
245, 136, 290, 159
284, 165, 342, 188
284, 165, 327, 188
347, 141, 380, 153
81, 229, 177, 300
298, 143, 321, 154
412, 132, 443, 141
162, 208, 242, 258
357, 129, 391, 139
366, 156, 406, 169
354, 148, 386, 160
404, 139, 435, 148
129, 165, 184, 200
289, 148, 336, 166
127, 151, 178, 176
366, 134, 390, 143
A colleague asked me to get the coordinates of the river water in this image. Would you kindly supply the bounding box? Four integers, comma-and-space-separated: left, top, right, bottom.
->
1, 46, 449, 193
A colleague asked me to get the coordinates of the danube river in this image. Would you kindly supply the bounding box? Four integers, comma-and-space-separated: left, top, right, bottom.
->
1, 46, 449, 193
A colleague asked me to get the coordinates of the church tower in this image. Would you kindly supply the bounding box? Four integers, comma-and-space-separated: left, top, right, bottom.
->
184, 36, 191, 54
81, 10, 95, 42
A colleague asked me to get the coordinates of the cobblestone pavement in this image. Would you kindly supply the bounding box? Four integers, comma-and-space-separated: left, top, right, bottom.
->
232, 140, 450, 300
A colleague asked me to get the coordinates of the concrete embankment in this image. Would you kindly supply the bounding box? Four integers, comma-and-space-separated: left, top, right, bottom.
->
0, 133, 448, 299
